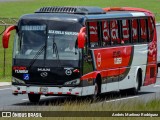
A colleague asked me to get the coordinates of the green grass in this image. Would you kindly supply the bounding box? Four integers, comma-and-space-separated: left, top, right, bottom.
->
1, 98, 160, 119
0, 0, 160, 81
0, 0, 160, 21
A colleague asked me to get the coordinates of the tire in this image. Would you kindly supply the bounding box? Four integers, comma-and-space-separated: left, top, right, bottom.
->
88, 76, 101, 101
129, 72, 140, 95
28, 94, 41, 103
92, 82, 99, 100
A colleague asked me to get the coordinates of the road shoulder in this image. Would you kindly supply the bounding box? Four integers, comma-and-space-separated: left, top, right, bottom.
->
0, 82, 11, 87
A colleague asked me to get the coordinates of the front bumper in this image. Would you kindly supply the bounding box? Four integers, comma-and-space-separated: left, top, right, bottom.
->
12, 85, 83, 96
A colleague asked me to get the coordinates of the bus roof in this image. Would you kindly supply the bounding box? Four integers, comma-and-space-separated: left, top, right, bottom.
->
35, 6, 105, 15
103, 7, 153, 15
19, 7, 154, 25
85, 7, 154, 21
85, 11, 148, 21
19, 13, 85, 24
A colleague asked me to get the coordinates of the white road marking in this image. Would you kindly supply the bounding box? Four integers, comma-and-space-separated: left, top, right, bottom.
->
22, 98, 28, 101
22, 95, 46, 101
154, 85, 160, 87
106, 96, 139, 103
0, 88, 11, 91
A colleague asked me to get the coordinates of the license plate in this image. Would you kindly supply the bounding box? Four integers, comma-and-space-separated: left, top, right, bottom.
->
40, 87, 48, 93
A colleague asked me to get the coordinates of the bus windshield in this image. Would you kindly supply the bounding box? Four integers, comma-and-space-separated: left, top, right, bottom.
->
13, 20, 82, 67
13, 25, 46, 59
47, 30, 79, 60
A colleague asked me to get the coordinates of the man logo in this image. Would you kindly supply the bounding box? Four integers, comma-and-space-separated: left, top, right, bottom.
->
40, 72, 48, 77
38, 68, 50, 72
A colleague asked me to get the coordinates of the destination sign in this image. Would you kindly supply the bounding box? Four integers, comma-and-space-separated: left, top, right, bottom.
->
21, 25, 46, 31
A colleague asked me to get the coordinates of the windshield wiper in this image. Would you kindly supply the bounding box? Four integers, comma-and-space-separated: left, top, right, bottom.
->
53, 39, 61, 67
28, 45, 45, 69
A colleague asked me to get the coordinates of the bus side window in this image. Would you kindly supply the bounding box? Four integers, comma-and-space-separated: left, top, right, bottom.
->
88, 21, 98, 47
148, 17, 154, 42
140, 19, 147, 43
110, 20, 120, 45
90, 42, 98, 47
83, 50, 93, 75
132, 19, 138, 43
102, 21, 111, 46
122, 20, 130, 44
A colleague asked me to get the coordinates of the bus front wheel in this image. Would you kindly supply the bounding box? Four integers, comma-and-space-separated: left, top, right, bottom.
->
92, 82, 99, 100
91, 76, 101, 101
28, 94, 41, 103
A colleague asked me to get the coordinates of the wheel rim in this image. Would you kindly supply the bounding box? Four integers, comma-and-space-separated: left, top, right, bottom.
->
135, 75, 139, 90
94, 83, 98, 96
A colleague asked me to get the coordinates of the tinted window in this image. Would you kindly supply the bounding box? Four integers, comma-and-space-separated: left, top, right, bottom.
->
88, 21, 99, 47
132, 19, 138, 43
140, 19, 147, 42
122, 20, 130, 44
148, 17, 154, 41
110, 20, 120, 45
102, 21, 110, 46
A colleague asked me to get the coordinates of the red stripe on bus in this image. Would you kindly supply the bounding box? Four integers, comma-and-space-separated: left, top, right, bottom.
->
58, 92, 62, 94
22, 91, 26, 94
75, 92, 79, 95
67, 92, 71, 95
14, 90, 18, 93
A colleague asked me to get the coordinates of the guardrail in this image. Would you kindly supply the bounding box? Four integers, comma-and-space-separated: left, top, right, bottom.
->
0, 18, 18, 25
0, 18, 18, 36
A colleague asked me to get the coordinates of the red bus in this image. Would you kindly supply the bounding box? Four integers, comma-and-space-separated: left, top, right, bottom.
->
2, 6, 157, 102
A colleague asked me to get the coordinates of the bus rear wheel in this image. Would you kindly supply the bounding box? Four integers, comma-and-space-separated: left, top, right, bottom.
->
129, 72, 140, 95
28, 94, 41, 103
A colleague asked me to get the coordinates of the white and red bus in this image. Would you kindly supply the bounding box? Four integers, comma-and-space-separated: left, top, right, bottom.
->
2, 6, 157, 102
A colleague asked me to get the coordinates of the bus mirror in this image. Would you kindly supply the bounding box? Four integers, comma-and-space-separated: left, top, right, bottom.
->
78, 27, 86, 48
2, 25, 16, 48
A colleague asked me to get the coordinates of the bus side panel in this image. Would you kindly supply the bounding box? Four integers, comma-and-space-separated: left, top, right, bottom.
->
119, 66, 136, 90
144, 18, 157, 85
129, 44, 148, 86
119, 45, 148, 90
92, 46, 133, 92
104, 68, 119, 92
144, 64, 157, 85
92, 46, 132, 72
144, 42, 157, 85
119, 65, 147, 90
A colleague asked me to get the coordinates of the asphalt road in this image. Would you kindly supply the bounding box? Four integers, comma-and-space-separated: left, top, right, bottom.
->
0, 70, 160, 111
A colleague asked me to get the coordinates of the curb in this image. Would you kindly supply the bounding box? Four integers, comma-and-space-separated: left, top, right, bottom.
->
0, 82, 11, 87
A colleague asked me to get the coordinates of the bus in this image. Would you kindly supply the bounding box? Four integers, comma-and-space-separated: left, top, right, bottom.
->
2, 6, 157, 102
156, 23, 160, 70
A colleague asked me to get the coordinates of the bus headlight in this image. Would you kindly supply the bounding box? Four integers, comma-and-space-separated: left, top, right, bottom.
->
64, 78, 80, 86
12, 77, 25, 84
